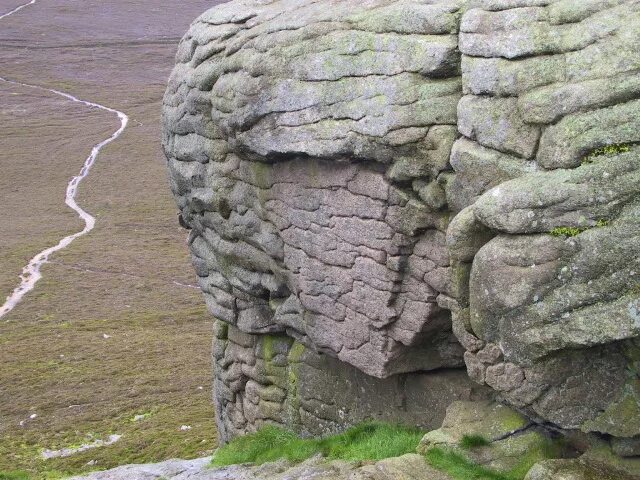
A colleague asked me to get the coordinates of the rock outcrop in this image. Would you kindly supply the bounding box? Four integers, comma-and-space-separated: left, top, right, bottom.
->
162, 0, 640, 458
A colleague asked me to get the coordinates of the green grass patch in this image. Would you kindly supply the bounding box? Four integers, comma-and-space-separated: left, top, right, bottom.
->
0, 473, 31, 480
459, 434, 491, 449
211, 422, 425, 467
582, 143, 632, 164
425, 447, 509, 480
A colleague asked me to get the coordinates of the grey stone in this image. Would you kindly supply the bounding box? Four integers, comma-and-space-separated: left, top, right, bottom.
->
70, 454, 457, 480
536, 100, 640, 169
457, 96, 541, 159
524, 458, 639, 480
612, 436, 640, 458
448, 0, 640, 442
164, 0, 469, 384
447, 138, 538, 213
213, 326, 490, 442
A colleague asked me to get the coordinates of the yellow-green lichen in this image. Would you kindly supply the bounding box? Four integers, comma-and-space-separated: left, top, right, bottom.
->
581, 383, 640, 437
582, 143, 632, 164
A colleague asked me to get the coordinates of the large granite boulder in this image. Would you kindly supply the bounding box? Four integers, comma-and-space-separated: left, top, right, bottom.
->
163, 0, 492, 442
163, 0, 640, 452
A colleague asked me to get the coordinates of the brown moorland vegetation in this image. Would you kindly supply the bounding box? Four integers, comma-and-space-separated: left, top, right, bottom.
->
0, 1, 226, 477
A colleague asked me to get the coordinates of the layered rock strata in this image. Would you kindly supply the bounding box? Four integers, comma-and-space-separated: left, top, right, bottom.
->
163, 0, 640, 449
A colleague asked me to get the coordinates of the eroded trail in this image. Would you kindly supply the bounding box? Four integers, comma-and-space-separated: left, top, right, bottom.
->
0, 1, 129, 318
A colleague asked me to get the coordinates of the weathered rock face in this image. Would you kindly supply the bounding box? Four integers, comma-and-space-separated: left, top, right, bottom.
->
450, 1, 640, 441
163, 0, 469, 379
213, 321, 488, 440
163, 0, 640, 446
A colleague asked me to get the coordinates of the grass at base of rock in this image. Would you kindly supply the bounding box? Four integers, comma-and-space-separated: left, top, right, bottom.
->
211, 423, 425, 467
459, 434, 491, 449
425, 448, 511, 480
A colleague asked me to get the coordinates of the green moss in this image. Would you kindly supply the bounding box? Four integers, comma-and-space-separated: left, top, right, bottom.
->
582, 143, 632, 164
505, 435, 564, 480
549, 218, 610, 237
263, 335, 275, 362
288, 341, 305, 364
427, 434, 565, 480
249, 161, 272, 189
581, 384, 640, 436
211, 423, 425, 467
285, 341, 305, 425
460, 435, 491, 449
496, 409, 529, 432
214, 252, 235, 277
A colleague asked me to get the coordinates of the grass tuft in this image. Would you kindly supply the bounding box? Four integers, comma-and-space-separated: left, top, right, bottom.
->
211, 425, 318, 466
211, 422, 424, 467
459, 434, 491, 449
549, 218, 610, 238
425, 447, 509, 480
320, 422, 424, 462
